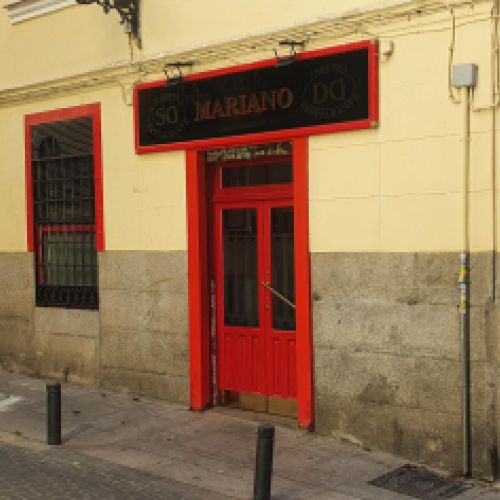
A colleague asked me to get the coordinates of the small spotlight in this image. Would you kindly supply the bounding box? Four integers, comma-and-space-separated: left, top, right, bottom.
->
274, 40, 305, 67
275, 55, 296, 68
163, 61, 194, 88
165, 75, 183, 88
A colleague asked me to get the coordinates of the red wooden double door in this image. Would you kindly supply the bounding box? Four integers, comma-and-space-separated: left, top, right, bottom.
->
211, 156, 297, 400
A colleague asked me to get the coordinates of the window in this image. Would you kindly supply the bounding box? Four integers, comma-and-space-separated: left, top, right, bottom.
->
26, 104, 103, 308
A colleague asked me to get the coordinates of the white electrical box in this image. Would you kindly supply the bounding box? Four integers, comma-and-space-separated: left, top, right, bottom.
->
452, 64, 478, 88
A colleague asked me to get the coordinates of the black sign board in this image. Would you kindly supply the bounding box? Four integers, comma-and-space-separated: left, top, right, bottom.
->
136, 43, 376, 151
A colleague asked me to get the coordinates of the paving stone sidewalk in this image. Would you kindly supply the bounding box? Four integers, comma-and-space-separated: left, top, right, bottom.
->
0, 369, 499, 499
0, 440, 231, 499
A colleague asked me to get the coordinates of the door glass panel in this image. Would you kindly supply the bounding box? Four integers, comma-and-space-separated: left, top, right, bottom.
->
223, 209, 258, 327
271, 207, 295, 331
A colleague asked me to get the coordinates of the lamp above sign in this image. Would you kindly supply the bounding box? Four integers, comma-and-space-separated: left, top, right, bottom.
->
134, 40, 379, 153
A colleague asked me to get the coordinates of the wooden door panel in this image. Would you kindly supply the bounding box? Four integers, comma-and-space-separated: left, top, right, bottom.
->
268, 332, 296, 399
221, 331, 264, 394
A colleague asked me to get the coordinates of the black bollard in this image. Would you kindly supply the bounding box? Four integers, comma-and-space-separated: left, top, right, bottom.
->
253, 424, 275, 500
46, 382, 61, 445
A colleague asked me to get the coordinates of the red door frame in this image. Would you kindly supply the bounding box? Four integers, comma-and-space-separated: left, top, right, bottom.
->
187, 137, 313, 429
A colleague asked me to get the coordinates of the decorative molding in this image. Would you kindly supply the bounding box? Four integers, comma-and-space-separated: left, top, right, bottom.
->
0, 0, 489, 106
5, 0, 75, 24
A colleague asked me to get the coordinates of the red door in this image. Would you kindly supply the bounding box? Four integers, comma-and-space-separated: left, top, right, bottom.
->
212, 157, 296, 400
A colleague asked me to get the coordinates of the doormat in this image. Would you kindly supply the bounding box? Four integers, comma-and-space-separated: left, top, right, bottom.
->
369, 465, 472, 499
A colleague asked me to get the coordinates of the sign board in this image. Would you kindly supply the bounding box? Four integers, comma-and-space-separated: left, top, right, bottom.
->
135, 41, 378, 152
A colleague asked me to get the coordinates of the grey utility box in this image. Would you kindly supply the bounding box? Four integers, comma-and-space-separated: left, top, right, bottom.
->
452, 64, 478, 88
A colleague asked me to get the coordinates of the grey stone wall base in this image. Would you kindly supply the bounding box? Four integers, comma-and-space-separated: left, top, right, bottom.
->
0, 253, 36, 374
1, 250, 499, 477
0, 254, 101, 384
34, 308, 99, 385
312, 252, 500, 478
316, 396, 462, 467
98, 251, 189, 404
0, 251, 189, 405
101, 367, 189, 403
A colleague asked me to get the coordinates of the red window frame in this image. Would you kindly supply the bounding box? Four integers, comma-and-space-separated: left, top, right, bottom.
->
25, 103, 105, 254
25, 103, 104, 308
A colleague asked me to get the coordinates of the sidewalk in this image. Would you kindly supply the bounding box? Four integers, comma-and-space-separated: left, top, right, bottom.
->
0, 368, 498, 499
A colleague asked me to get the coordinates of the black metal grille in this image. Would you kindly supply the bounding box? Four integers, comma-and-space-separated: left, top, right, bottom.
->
32, 117, 98, 308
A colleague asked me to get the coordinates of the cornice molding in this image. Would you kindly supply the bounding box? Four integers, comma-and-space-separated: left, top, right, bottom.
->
0, 0, 490, 106
5, 0, 75, 24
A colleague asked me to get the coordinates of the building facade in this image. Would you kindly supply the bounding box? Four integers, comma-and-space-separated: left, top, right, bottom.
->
1, 0, 499, 478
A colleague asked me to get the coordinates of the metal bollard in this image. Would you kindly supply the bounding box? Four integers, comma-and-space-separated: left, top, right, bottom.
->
253, 424, 275, 500
46, 382, 61, 445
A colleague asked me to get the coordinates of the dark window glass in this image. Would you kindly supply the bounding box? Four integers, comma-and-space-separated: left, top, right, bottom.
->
222, 162, 292, 188
223, 209, 258, 327
41, 232, 97, 287
32, 117, 98, 309
271, 207, 295, 331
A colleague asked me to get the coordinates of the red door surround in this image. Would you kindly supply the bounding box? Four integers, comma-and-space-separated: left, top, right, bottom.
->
187, 137, 313, 429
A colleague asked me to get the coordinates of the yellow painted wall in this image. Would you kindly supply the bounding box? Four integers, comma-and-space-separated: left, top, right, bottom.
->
98, 87, 186, 251
0, 1, 499, 253
309, 5, 500, 252
0, 106, 26, 251
140, 0, 400, 57
0, 87, 186, 252
0, 4, 129, 89
0, 0, 410, 89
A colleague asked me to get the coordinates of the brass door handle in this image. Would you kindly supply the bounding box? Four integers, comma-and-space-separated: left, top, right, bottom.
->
261, 281, 296, 309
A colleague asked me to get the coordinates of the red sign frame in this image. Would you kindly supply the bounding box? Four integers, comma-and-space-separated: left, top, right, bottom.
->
134, 40, 379, 155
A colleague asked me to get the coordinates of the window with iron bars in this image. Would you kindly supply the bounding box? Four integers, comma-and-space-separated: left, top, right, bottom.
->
31, 115, 99, 308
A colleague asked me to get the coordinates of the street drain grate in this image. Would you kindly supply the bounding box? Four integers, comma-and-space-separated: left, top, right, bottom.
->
369, 465, 472, 499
